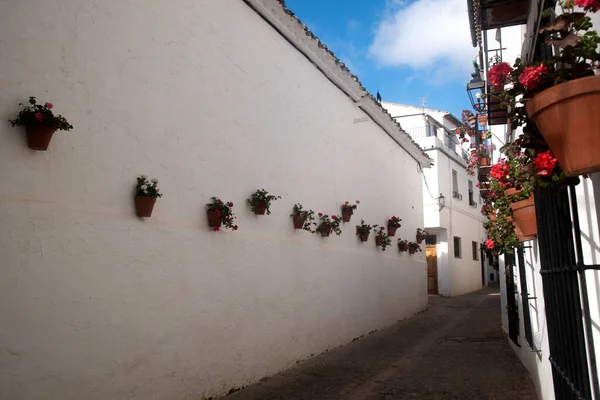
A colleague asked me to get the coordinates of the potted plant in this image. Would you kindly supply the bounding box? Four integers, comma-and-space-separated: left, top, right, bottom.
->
408, 242, 422, 255
341, 200, 360, 222
387, 216, 402, 236
9, 96, 73, 150
134, 176, 162, 217
290, 203, 315, 231
488, 2, 600, 176
247, 189, 281, 215
398, 239, 409, 253
314, 213, 342, 237
356, 219, 377, 242
416, 228, 428, 244
206, 197, 238, 232
374, 227, 392, 251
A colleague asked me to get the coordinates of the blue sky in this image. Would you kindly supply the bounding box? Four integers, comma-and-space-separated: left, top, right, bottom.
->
285, 0, 478, 118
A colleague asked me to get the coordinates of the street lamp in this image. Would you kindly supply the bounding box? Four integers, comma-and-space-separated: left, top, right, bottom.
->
466, 72, 486, 113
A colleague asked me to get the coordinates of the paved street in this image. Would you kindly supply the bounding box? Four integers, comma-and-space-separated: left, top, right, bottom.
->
223, 288, 536, 400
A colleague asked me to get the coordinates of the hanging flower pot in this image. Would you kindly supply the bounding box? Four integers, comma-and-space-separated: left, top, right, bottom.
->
356, 219, 375, 242
480, 157, 491, 167
375, 236, 383, 246
9, 97, 73, 151
341, 200, 359, 222
507, 216, 535, 242
25, 124, 56, 150
510, 197, 537, 237
293, 215, 307, 229
398, 239, 409, 253
416, 228, 428, 244
135, 196, 156, 217
254, 200, 267, 215
387, 226, 398, 237
387, 216, 402, 237
360, 233, 370, 242
526, 75, 600, 176
207, 209, 222, 228
134, 176, 162, 218
320, 225, 332, 237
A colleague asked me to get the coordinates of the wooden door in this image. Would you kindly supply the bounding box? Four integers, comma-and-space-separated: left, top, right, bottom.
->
426, 245, 438, 294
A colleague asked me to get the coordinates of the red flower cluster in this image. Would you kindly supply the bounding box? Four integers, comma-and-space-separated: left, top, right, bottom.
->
35, 112, 43, 122
533, 150, 558, 177
332, 215, 339, 221
518, 64, 548, 90
490, 161, 510, 182
488, 62, 513, 89
575, 0, 600, 11
485, 239, 494, 249
45, 102, 53, 109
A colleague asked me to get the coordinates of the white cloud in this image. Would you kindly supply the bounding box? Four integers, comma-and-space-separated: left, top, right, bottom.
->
369, 0, 476, 75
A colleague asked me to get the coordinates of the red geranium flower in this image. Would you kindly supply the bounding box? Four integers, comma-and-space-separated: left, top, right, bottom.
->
228, 202, 233, 207
575, 0, 600, 11
356, 200, 360, 204
519, 64, 549, 90
35, 112, 44, 122
490, 161, 510, 182
233, 225, 238, 231
488, 62, 513, 90
485, 239, 494, 249
45, 102, 53, 109
533, 150, 558, 177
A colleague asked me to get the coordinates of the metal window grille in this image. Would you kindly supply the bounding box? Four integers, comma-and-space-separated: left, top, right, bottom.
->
505, 252, 520, 346
535, 182, 600, 400
516, 247, 533, 348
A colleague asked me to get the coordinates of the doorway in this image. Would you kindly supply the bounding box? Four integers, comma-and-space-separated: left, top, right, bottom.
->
426, 235, 438, 295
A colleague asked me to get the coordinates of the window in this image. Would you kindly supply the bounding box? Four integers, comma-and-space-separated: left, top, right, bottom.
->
472, 241, 478, 260
468, 180, 476, 207
425, 235, 437, 245
454, 236, 462, 258
426, 123, 438, 137
452, 170, 461, 200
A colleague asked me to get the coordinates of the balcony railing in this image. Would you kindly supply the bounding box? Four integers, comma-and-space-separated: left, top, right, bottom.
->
404, 126, 469, 167
453, 191, 463, 200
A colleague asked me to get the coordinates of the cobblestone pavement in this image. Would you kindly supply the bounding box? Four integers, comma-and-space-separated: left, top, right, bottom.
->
223, 288, 537, 400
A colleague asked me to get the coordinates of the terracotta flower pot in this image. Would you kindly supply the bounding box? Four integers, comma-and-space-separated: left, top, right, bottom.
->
360, 233, 370, 242
488, 212, 497, 221
254, 200, 267, 215
409, 248, 417, 255
387, 225, 398, 237
479, 157, 491, 167
207, 209, 222, 228
511, 197, 538, 237
416, 236, 424, 244
526, 75, 600, 176
504, 188, 519, 197
25, 124, 56, 151
134, 196, 156, 217
320, 225, 332, 237
342, 210, 353, 222
293, 215, 306, 229
375, 236, 384, 247
398, 244, 408, 252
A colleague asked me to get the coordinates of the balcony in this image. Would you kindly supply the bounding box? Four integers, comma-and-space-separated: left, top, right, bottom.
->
404, 126, 469, 168
453, 191, 463, 201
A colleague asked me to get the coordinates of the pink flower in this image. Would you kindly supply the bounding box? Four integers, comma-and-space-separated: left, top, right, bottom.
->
44, 102, 53, 109
345, 201, 349, 205
228, 202, 233, 207
534, 150, 558, 177
35, 112, 43, 122
318, 213, 323, 217
519, 64, 549, 90
356, 200, 360, 204
233, 225, 238, 231
488, 62, 513, 90
575, 0, 600, 11
485, 239, 495, 249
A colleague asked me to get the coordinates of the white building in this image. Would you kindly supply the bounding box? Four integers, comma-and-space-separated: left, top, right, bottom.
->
382, 103, 487, 296
469, 1, 600, 399
0, 1, 436, 399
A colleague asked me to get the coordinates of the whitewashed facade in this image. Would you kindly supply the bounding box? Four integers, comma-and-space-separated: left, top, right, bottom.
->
0, 1, 433, 399
382, 103, 487, 296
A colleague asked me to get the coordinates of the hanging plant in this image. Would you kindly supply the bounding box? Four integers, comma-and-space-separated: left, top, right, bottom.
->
341, 200, 360, 222
398, 239, 409, 253
416, 228, 429, 244
289, 203, 315, 231
355, 219, 377, 242
387, 216, 402, 236
134, 175, 162, 217
247, 189, 281, 215
9, 96, 73, 150
206, 197, 238, 232
374, 227, 392, 251
408, 242, 422, 255
314, 213, 342, 237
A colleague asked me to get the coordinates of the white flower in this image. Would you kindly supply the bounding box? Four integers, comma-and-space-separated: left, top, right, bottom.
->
140, 184, 147, 191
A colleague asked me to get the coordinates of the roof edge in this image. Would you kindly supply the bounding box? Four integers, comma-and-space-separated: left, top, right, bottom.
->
242, 0, 433, 169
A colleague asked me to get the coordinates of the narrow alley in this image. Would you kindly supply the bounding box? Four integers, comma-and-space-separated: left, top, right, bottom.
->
224, 288, 536, 400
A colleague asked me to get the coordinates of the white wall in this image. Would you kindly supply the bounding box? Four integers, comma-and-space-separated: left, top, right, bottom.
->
0, 1, 429, 399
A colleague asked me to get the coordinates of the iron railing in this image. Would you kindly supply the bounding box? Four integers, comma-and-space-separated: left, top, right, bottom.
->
535, 182, 600, 400
505, 252, 520, 346
516, 247, 534, 349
